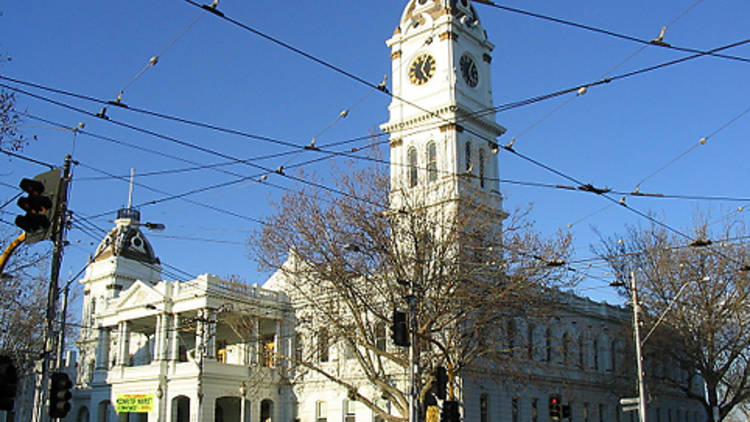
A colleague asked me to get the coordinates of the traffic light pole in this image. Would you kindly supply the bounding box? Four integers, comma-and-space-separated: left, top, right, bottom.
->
407, 291, 418, 422
630, 271, 648, 422
33, 155, 72, 422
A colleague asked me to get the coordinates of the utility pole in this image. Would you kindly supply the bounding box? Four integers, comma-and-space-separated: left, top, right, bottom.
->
630, 271, 648, 422
407, 288, 419, 422
55, 286, 69, 370
33, 155, 72, 422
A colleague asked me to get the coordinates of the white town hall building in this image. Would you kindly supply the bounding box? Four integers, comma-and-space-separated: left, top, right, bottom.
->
19, 1, 705, 422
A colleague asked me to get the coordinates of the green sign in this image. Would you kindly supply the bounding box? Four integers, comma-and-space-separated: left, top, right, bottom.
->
115, 394, 154, 413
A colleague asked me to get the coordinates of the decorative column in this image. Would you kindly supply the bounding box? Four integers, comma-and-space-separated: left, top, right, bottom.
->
206, 309, 217, 360
195, 312, 204, 362
251, 318, 260, 364
116, 321, 130, 366
170, 313, 181, 361
274, 320, 281, 369
95, 326, 110, 370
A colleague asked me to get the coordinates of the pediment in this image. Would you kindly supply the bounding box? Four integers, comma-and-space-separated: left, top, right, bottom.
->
114, 280, 164, 310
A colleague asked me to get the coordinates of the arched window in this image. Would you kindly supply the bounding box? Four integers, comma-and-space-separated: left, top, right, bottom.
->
465, 141, 472, 176
479, 148, 486, 187
427, 142, 437, 182
408, 147, 418, 187
561, 332, 570, 366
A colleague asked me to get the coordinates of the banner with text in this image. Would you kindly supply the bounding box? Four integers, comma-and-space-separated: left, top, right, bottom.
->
115, 394, 154, 413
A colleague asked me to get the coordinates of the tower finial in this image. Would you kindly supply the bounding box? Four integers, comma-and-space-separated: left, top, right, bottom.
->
127, 168, 135, 209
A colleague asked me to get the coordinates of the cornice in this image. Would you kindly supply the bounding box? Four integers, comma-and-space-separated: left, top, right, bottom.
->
380, 104, 506, 137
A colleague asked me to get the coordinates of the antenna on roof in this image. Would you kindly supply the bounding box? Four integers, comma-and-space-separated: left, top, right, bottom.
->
127, 168, 135, 209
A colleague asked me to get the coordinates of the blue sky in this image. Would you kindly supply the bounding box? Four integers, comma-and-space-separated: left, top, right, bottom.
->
1, 0, 749, 308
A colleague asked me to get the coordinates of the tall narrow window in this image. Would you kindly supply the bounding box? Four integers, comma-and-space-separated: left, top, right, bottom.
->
578, 336, 585, 368
408, 147, 418, 187
344, 400, 356, 422
295, 332, 303, 363
480, 394, 488, 422
561, 333, 570, 365
593, 338, 599, 370
506, 320, 516, 354
427, 142, 437, 182
511, 397, 519, 422
318, 328, 329, 363
375, 322, 386, 352
465, 141, 472, 176
316, 401, 327, 422
545, 328, 552, 362
583, 403, 589, 422
527, 323, 535, 360
611, 340, 617, 372
479, 148, 486, 187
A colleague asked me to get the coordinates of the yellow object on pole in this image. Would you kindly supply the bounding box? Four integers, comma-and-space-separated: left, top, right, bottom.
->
0, 232, 26, 276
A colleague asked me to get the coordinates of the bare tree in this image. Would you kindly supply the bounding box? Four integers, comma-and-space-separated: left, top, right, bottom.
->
0, 227, 49, 372
251, 159, 573, 421
0, 51, 34, 152
594, 218, 750, 421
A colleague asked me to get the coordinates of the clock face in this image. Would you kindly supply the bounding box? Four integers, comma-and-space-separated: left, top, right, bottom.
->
460, 54, 479, 87
409, 53, 436, 86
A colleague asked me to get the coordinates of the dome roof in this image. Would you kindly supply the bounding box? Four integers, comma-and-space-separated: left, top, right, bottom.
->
398, 0, 480, 31
93, 208, 159, 264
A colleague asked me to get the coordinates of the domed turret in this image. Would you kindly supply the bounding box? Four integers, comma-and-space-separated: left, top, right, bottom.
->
93, 207, 159, 265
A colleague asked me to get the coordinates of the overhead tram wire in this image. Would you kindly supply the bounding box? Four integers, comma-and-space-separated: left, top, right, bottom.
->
3, 29, 748, 192
472, 0, 750, 64
2, 2, 730, 188
74, 161, 270, 226
0, 84, 385, 211
5, 39, 750, 251
501, 0, 706, 150
0, 87, 733, 256
24, 112, 382, 185
9, 101, 750, 266
633, 102, 750, 191
172, 2, 750, 236
18, 112, 750, 206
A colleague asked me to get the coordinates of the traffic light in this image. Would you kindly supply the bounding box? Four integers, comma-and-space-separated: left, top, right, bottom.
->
441, 400, 459, 422
390, 309, 410, 347
434, 366, 447, 400
549, 395, 562, 421
14, 168, 62, 244
562, 404, 571, 419
49, 372, 73, 418
0, 356, 18, 411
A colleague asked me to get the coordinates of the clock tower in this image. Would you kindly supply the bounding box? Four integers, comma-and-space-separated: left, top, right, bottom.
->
381, 0, 506, 223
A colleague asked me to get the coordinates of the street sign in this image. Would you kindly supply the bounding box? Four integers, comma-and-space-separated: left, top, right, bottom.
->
619, 397, 639, 406
620, 397, 640, 413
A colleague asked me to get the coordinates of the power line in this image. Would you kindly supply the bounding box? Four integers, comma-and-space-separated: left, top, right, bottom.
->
473, 0, 750, 64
